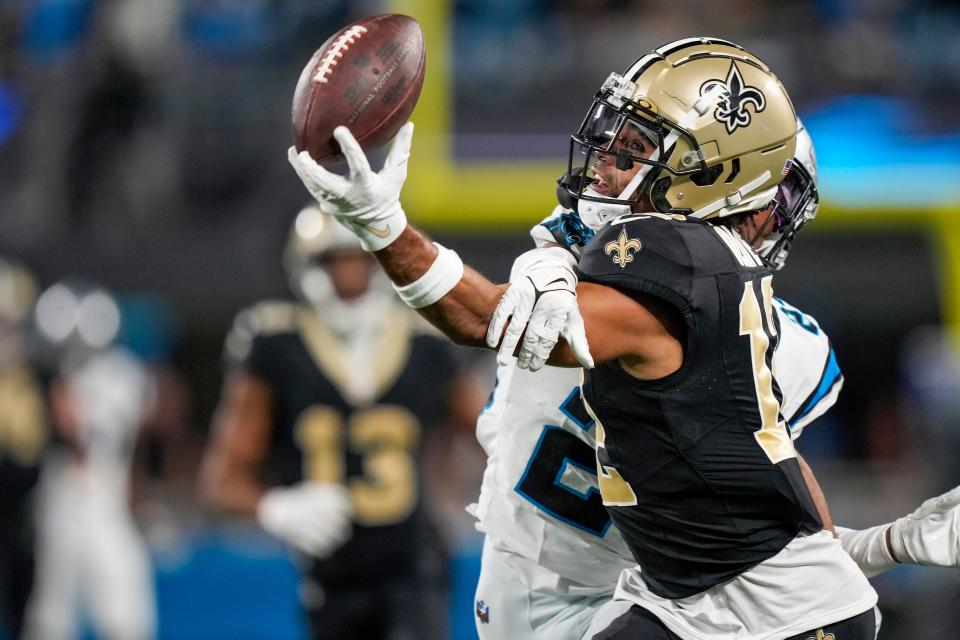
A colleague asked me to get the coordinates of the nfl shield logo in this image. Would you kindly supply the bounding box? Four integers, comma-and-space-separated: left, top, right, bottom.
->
475, 600, 490, 624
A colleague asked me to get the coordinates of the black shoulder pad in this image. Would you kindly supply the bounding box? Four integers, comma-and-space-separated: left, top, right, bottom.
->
577, 214, 699, 311
578, 214, 767, 310
223, 300, 299, 367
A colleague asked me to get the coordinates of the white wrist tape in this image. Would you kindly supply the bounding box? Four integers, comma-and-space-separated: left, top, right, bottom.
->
393, 243, 464, 309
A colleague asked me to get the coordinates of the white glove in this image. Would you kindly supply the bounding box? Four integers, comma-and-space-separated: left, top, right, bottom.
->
287, 123, 413, 251
256, 482, 354, 559
485, 246, 593, 371
838, 485, 960, 577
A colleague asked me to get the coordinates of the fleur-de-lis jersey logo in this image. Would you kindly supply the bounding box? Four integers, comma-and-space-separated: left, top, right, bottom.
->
604, 228, 642, 269
805, 629, 836, 640
700, 62, 766, 134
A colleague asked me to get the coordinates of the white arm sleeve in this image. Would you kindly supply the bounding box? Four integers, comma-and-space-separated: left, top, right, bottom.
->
837, 485, 960, 577
836, 525, 897, 578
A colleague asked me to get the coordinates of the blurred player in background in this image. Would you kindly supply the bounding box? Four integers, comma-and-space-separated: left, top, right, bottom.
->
200, 205, 483, 640
23, 279, 157, 640
0, 257, 46, 640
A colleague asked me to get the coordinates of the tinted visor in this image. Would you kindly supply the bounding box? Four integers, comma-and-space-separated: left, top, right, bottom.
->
774, 161, 818, 231
759, 160, 819, 269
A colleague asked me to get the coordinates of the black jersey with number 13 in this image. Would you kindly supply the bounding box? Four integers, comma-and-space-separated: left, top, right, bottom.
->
228, 302, 457, 589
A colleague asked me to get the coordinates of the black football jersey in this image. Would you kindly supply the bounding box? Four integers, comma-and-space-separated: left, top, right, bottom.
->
226, 301, 458, 588
577, 213, 822, 599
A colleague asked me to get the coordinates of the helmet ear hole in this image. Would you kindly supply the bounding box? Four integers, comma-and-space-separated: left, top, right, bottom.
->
652, 177, 673, 212
556, 168, 587, 210
556, 182, 576, 210
690, 163, 724, 186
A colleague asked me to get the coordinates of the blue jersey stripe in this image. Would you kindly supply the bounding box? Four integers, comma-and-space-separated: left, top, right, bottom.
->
790, 345, 842, 426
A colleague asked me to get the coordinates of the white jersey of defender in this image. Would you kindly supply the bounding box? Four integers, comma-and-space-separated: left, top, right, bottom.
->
772, 296, 843, 440
471, 362, 634, 596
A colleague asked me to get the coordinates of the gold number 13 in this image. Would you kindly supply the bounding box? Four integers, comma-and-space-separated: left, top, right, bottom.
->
295, 405, 420, 526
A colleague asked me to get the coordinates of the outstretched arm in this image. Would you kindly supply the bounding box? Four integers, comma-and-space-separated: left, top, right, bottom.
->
375, 226, 594, 369
374, 224, 649, 365
288, 124, 675, 372
372, 224, 507, 346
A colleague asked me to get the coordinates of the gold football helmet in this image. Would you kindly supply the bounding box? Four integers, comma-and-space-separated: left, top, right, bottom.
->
284, 203, 363, 303
0, 257, 38, 329
283, 203, 394, 311
284, 202, 363, 267
559, 37, 798, 225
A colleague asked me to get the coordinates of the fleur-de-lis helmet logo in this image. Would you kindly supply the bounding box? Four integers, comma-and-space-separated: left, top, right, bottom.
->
700, 61, 766, 134
604, 228, 642, 269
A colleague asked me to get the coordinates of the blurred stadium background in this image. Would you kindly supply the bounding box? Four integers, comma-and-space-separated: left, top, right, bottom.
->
1, 0, 959, 638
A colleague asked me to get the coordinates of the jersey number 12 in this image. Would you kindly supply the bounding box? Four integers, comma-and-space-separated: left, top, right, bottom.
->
739, 276, 795, 464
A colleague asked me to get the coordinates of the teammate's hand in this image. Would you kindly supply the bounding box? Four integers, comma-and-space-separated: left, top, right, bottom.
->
888, 484, 960, 568
486, 246, 593, 371
256, 482, 354, 558
287, 123, 413, 251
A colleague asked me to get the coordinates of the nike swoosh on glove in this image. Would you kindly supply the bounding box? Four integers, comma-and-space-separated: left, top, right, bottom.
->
257, 482, 354, 558
287, 123, 413, 251
486, 246, 593, 371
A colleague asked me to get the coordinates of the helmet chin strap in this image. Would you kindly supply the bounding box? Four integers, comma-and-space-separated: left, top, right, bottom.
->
690, 171, 773, 219
577, 86, 724, 232
577, 187, 632, 232
757, 232, 781, 261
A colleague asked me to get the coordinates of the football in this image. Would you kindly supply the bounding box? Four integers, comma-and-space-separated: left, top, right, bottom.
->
291, 14, 426, 166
